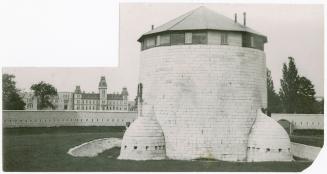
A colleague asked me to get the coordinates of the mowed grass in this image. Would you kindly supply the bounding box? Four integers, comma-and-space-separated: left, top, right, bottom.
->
3, 127, 313, 172
291, 130, 324, 147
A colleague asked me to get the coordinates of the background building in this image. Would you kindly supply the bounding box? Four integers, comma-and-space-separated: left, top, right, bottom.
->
21, 92, 37, 110
23, 76, 131, 111
51, 92, 74, 110
73, 76, 129, 111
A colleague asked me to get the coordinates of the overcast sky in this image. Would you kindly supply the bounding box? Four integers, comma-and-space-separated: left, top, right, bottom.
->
2, 2, 324, 99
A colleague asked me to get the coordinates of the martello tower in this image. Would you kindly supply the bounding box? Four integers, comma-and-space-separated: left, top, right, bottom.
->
138, 6, 267, 161
120, 7, 291, 162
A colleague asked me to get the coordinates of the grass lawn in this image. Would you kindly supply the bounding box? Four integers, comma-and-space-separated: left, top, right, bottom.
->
290, 135, 324, 147
290, 129, 324, 147
3, 127, 313, 172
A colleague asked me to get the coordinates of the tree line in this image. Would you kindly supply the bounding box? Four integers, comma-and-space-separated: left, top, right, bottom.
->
267, 57, 323, 115
2, 74, 57, 110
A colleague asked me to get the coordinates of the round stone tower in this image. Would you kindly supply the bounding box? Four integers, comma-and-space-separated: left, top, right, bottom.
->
137, 7, 268, 161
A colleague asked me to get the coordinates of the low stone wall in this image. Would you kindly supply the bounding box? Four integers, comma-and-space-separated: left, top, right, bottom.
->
291, 142, 322, 161
3, 110, 137, 128
271, 114, 324, 130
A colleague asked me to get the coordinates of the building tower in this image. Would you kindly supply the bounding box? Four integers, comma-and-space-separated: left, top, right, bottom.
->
73, 86, 82, 110
98, 76, 107, 110
121, 6, 292, 162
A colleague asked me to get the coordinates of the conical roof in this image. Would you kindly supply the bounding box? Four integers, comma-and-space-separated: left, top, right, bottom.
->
138, 6, 266, 41
123, 105, 164, 137
248, 110, 291, 149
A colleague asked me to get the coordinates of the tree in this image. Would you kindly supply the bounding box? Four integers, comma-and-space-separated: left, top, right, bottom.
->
279, 57, 318, 113
267, 69, 282, 115
2, 74, 26, 110
279, 57, 299, 113
296, 76, 317, 113
30, 81, 57, 110
314, 99, 324, 114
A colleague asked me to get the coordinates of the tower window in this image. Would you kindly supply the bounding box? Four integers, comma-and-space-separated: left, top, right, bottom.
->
160, 34, 170, 45
266, 148, 270, 152
145, 37, 155, 48
250, 36, 255, 47
134, 146, 137, 150
171, 33, 185, 45
146, 146, 149, 150
156, 35, 160, 46
192, 32, 207, 44
221, 32, 228, 45
278, 148, 282, 152
185, 32, 192, 44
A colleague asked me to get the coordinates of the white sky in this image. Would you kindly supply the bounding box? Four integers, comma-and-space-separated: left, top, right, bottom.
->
1, 2, 324, 100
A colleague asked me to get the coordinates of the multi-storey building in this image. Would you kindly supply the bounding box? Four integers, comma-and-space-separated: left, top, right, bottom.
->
23, 76, 130, 111
21, 92, 37, 110
51, 92, 74, 110
73, 76, 129, 111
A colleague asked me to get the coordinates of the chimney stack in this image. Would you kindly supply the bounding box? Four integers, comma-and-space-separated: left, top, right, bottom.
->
234, 13, 237, 23
151, 25, 154, 30
243, 12, 246, 27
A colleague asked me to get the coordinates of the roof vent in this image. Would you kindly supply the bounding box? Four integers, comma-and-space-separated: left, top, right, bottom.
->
151, 25, 154, 30
243, 12, 246, 27
234, 13, 237, 23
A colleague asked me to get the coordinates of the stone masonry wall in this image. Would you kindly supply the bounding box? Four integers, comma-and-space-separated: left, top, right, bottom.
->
139, 45, 267, 161
3, 110, 137, 127
271, 114, 324, 130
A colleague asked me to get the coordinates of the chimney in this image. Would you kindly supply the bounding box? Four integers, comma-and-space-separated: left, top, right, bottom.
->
151, 25, 154, 30
234, 13, 237, 23
243, 12, 246, 27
